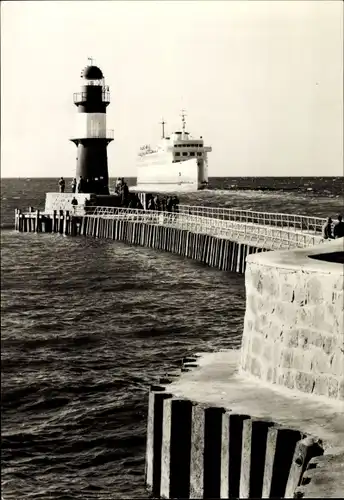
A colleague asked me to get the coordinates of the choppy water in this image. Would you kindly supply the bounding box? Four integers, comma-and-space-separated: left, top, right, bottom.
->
1, 177, 343, 499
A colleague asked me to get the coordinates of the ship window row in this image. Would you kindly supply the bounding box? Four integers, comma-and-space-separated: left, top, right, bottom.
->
174, 143, 203, 148
175, 152, 202, 157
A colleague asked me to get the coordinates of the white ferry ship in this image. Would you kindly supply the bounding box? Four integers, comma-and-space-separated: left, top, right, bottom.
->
132, 112, 212, 193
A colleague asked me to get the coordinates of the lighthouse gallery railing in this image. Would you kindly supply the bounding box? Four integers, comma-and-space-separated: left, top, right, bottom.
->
73, 90, 110, 104
70, 129, 114, 140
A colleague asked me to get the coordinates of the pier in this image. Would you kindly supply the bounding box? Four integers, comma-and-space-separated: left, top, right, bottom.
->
14, 205, 325, 274
13, 203, 344, 498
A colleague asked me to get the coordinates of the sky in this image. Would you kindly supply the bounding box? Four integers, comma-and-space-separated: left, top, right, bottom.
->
1, 0, 343, 178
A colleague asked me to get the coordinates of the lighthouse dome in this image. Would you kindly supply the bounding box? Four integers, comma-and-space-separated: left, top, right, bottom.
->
82, 65, 104, 80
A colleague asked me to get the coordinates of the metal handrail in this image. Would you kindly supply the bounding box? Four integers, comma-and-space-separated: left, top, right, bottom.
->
74, 205, 326, 233
70, 206, 324, 250
178, 205, 326, 234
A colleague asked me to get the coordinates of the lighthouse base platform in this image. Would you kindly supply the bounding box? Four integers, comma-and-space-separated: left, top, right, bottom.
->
44, 192, 122, 214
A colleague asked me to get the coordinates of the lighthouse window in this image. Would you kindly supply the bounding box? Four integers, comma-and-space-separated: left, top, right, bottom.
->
197, 152, 202, 156
190, 152, 195, 156
175, 152, 180, 156
182, 152, 188, 156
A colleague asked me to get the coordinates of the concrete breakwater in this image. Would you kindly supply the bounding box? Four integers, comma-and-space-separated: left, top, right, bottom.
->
146, 240, 344, 499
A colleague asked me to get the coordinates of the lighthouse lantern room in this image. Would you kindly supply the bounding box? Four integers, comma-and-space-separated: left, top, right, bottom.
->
70, 59, 114, 195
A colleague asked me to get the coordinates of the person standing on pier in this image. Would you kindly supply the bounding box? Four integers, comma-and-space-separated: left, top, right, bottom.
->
58, 177, 66, 193
154, 195, 161, 212
173, 196, 180, 213
71, 196, 78, 213
77, 176, 84, 193
121, 181, 129, 207
166, 196, 173, 213
71, 178, 77, 193
334, 215, 344, 238
161, 196, 166, 212
322, 217, 334, 240
115, 178, 122, 194
136, 195, 143, 210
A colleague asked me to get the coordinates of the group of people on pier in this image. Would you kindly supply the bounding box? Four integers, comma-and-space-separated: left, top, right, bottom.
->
146, 194, 180, 213
113, 179, 180, 212
58, 176, 180, 213
322, 215, 344, 239
58, 176, 108, 195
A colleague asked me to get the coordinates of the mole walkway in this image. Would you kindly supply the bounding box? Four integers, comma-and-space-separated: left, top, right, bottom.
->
15, 204, 326, 253
70, 205, 326, 251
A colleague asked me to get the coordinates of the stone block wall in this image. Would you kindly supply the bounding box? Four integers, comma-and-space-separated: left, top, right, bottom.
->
240, 242, 344, 400
44, 192, 91, 213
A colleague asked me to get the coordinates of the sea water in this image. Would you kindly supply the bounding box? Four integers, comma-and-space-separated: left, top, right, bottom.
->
1, 177, 343, 499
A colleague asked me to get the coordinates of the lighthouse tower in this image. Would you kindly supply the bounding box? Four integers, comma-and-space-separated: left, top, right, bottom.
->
70, 60, 113, 195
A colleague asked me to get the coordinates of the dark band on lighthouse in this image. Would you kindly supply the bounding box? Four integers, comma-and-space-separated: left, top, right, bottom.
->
70, 63, 113, 195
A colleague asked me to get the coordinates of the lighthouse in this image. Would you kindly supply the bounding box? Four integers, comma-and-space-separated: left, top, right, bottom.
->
70, 60, 113, 195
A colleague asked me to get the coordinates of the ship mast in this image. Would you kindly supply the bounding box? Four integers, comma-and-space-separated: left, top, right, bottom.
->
159, 118, 166, 139
180, 109, 187, 138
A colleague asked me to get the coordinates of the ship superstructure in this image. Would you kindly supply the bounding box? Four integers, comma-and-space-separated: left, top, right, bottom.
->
133, 111, 212, 192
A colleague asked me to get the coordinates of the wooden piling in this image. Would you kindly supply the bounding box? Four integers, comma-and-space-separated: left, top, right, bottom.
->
57, 210, 63, 234
230, 242, 235, 271
35, 210, 40, 233
175, 229, 179, 254
62, 210, 69, 236
71, 216, 77, 237
216, 238, 220, 268
50, 212, 53, 233
18, 211, 23, 232
220, 240, 225, 270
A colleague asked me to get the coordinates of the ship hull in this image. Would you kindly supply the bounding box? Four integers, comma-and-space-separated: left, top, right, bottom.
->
132, 154, 207, 193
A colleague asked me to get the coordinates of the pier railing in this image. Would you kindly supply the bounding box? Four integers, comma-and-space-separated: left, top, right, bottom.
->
178, 205, 326, 234
72, 206, 324, 250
